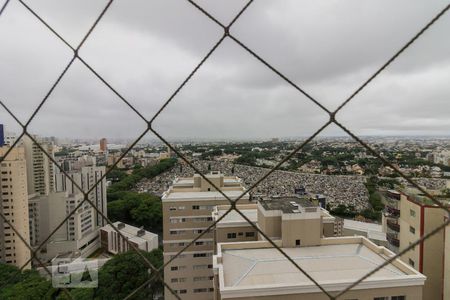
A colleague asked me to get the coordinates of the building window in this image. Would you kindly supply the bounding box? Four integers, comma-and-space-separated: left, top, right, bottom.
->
245, 232, 255, 237
227, 233, 236, 239
391, 296, 405, 300
373, 297, 389, 300
238, 232, 243, 236
193, 288, 208, 293
193, 276, 209, 282
409, 226, 415, 234
179, 290, 187, 294
193, 253, 207, 258
193, 264, 207, 270
410, 209, 416, 217
295, 239, 301, 246
192, 205, 199, 210
171, 266, 178, 271
408, 259, 415, 268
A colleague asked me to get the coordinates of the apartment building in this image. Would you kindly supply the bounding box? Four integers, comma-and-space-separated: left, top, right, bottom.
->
213, 195, 335, 244
99, 138, 107, 152
22, 135, 55, 196
397, 189, 450, 300
213, 197, 426, 300
444, 217, 450, 300
100, 221, 158, 254
29, 166, 107, 261
162, 172, 249, 300
212, 197, 338, 247
0, 146, 31, 268
0, 124, 16, 147
212, 204, 258, 247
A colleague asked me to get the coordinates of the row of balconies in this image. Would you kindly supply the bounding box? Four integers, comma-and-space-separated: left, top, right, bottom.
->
385, 205, 400, 217
387, 233, 400, 247
387, 219, 400, 232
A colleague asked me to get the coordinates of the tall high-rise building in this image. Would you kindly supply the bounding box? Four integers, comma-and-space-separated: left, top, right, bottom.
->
28, 166, 107, 261
4, 131, 17, 147
100, 138, 107, 152
0, 146, 31, 269
22, 135, 55, 196
162, 172, 249, 300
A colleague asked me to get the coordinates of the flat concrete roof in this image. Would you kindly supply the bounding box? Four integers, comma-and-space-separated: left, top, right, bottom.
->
343, 219, 386, 242
259, 196, 316, 213
217, 209, 257, 227
216, 238, 425, 297
344, 219, 383, 233
174, 179, 193, 186
163, 190, 246, 201
101, 222, 158, 244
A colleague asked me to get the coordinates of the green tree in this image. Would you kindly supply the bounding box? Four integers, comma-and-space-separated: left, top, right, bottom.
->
108, 193, 162, 233
95, 249, 164, 300
0, 264, 58, 300
130, 194, 163, 232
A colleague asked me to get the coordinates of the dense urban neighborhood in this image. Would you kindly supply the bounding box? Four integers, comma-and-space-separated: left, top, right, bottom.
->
1, 125, 450, 299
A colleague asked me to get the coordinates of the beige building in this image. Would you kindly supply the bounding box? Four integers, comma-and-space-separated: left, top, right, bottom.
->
100, 221, 158, 254
214, 238, 424, 300
213, 197, 426, 300
0, 146, 31, 268
29, 166, 107, 262
444, 217, 450, 300
22, 135, 55, 196
107, 152, 131, 169
397, 190, 449, 300
212, 204, 258, 247
162, 172, 249, 300
99, 138, 107, 152
212, 196, 339, 247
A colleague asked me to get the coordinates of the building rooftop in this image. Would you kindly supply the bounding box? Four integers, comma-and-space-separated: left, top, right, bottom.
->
344, 219, 384, 233
163, 190, 246, 201
101, 222, 158, 244
259, 196, 317, 214
214, 205, 258, 228
214, 237, 425, 298
162, 173, 247, 202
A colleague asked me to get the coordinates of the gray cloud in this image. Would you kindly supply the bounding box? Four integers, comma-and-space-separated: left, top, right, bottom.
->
0, 0, 449, 140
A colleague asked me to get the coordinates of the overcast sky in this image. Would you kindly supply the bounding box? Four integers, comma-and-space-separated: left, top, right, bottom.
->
0, 0, 449, 141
